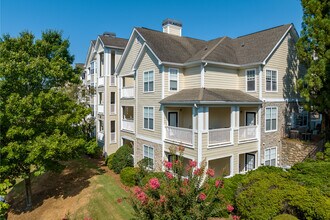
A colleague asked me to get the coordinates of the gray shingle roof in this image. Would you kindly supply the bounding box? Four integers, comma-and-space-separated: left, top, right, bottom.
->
160, 88, 261, 104
136, 28, 207, 63
136, 24, 292, 65
99, 35, 128, 49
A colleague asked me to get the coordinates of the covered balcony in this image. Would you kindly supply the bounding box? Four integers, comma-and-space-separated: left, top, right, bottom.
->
160, 88, 261, 149
165, 107, 193, 146
121, 106, 134, 132
238, 151, 257, 174
121, 75, 135, 99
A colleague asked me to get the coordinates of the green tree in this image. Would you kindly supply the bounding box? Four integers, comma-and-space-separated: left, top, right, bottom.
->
0, 31, 91, 209
296, 0, 330, 138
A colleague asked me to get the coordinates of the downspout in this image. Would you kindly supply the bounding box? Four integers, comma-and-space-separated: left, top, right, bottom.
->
258, 65, 263, 166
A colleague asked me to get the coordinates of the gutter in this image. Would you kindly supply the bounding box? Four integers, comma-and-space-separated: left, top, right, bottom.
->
160, 101, 262, 105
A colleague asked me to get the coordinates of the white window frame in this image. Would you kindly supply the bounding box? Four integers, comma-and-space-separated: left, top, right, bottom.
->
265, 69, 278, 92
98, 92, 103, 105
143, 145, 154, 169
143, 70, 154, 93
245, 69, 256, 92
143, 106, 154, 131
168, 68, 179, 91
99, 120, 104, 132
264, 147, 277, 166
265, 107, 278, 132
90, 61, 95, 75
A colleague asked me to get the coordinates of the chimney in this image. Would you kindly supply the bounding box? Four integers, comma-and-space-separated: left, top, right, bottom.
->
103, 32, 116, 38
162, 18, 182, 36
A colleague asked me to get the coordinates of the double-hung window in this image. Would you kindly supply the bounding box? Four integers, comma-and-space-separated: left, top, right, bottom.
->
169, 68, 178, 91
266, 70, 277, 91
143, 107, 154, 130
265, 107, 277, 131
143, 145, 154, 169
90, 62, 95, 75
246, 69, 256, 91
144, 70, 154, 92
264, 147, 276, 166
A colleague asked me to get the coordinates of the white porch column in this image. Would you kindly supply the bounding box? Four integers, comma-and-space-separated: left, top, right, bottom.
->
197, 106, 204, 167
257, 105, 262, 166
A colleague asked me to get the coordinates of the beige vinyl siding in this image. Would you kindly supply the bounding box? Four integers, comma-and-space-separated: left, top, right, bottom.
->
164, 142, 197, 159
120, 35, 143, 75
136, 49, 162, 140
263, 34, 297, 99
115, 51, 123, 67
164, 67, 184, 97
164, 107, 193, 129
238, 68, 259, 98
183, 66, 201, 89
209, 107, 231, 129
204, 66, 239, 89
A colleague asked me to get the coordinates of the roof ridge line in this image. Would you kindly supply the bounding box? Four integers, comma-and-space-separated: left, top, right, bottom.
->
201, 37, 227, 60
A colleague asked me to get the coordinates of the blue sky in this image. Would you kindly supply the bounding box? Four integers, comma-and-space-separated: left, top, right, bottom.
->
0, 0, 303, 64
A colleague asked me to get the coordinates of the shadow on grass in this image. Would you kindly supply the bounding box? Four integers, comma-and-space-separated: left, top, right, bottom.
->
6, 156, 105, 215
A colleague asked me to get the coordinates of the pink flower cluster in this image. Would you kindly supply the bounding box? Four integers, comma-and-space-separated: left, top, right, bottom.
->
164, 161, 173, 169
193, 168, 203, 176
159, 195, 166, 203
149, 178, 160, 190
134, 187, 148, 204
206, 168, 215, 177
227, 204, 234, 212
232, 215, 240, 220
189, 160, 197, 168
215, 179, 224, 188
165, 171, 174, 179
199, 192, 207, 201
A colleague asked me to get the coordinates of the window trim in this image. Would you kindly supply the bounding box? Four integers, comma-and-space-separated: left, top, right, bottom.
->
245, 68, 257, 92
143, 145, 154, 170
265, 106, 278, 132
265, 68, 278, 92
264, 147, 277, 167
168, 68, 179, 91
98, 92, 103, 105
143, 106, 155, 131
143, 69, 155, 93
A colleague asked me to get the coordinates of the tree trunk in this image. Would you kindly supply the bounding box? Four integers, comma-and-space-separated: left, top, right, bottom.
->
24, 172, 32, 210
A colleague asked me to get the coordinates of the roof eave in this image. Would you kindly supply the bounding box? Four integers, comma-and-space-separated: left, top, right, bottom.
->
160, 101, 262, 105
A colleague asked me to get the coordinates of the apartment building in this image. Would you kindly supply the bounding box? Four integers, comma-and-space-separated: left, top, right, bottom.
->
114, 19, 302, 177
83, 33, 128, 155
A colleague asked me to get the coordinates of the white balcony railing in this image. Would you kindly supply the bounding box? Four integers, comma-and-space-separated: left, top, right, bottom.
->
98, 104, 104, 113
110, 132, 116, 143
239, 125, 257, 141
110, 104, 116, 115
209, 128, 232, 145
121, 87, 135, 98
165, 126, 193, 145
98, 77, 104, 86
110, 75, 116, 86
122, 119, 134, 132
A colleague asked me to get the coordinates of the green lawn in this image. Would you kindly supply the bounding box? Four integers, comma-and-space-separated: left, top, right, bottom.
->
71, 159, 134, 220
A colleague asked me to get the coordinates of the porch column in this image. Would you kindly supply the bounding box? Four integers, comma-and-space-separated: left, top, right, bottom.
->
257, 105, 262, 166
197, 106, 204, 167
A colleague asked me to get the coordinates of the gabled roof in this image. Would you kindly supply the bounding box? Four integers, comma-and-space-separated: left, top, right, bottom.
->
135, 24, 293, 66
160, 88, 261, 104
135, 27, 206, 63
98, 35, 128, 49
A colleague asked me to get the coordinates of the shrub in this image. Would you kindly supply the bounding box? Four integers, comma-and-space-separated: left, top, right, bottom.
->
86, 141, 102, 158
236, 167, 330, 220
105, 153, 115, 170
130, 146, 228, 219
112, 145, 133, 174
120, 167, 140, 186
272, 214, 298, 220
220, 174, 245, 204
289, 160, 330, 196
